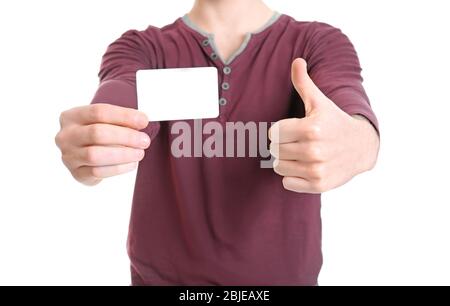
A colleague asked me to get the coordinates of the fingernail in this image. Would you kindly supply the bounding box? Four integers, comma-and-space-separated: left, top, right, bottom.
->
135, 149, 145, 160
141, 134, 151, 147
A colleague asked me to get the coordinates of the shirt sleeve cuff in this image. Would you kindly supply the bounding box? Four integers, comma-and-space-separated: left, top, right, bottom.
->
330, 90, 380, 136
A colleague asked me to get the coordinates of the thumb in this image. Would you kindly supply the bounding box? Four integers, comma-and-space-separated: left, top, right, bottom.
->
291, 58, 326, 115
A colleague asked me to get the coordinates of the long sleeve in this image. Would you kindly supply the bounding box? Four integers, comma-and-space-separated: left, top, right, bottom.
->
91, 29, 161, 138
304, 22, 379, 133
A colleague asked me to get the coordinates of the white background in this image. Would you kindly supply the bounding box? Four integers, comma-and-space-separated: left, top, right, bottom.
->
0, 0, 449, 285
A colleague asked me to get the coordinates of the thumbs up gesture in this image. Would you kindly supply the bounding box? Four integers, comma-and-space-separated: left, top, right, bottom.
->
269, 58, 380, 194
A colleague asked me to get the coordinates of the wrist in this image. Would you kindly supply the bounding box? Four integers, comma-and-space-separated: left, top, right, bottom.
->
352, 115, 380, 173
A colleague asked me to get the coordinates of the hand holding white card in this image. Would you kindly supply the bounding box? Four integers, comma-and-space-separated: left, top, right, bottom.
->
136, 67, 220, 122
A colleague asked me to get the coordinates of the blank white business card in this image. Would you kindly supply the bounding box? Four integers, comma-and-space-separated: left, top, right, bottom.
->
136, 67, 219, 122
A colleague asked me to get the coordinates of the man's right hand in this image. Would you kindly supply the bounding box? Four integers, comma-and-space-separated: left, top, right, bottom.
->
55, 103, 150, 186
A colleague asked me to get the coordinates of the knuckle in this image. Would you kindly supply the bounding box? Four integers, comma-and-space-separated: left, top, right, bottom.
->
89, 104, 106, 122
309, 163, 326, 180
305, 124, 322, 140
90, 166, 103, 179
311, 179, 327, 193
89, 125, 106, 143
70, 168, 83, 181
54, 131, 64, 148
84, 147, 99, 164
61, 154, 70, 167
61, 153, 77, 171
308, 146, 324, 162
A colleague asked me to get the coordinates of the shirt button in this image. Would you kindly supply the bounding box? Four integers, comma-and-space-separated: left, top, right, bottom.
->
223, 66, 232, 75
221, 82, 230, 90
202, 39, 210, 47
219, 98, 227, 106
210, 53, 218, 60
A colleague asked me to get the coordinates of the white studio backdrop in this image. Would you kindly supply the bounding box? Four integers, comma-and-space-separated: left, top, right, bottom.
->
0, 0, 449, 285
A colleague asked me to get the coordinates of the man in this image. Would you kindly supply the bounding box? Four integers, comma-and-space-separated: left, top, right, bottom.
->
55, 0, 380, 285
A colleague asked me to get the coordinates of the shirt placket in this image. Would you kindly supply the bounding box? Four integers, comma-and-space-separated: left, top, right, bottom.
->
200, 37, 232, 122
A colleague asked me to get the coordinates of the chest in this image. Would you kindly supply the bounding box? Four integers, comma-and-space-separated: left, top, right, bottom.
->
158, 32, 303, 123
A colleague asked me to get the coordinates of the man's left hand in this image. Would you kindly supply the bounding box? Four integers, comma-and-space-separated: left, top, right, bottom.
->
269, 58, 380, 194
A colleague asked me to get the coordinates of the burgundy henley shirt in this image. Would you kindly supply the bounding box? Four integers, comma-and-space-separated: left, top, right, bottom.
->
91, 13, 379, 285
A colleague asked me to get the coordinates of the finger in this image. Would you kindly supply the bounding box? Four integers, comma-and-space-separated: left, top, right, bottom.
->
269, 118, 301, 144
282, 177, 320, 194
74, 146, 145, 167
274, 159, 321, 178
76, 162, 138, 180
270, 142, 325, 162
74, 124, 151, 149
62, 104, 149, 130
269, 118, 311, 144
291, 58, 326, 114
271, 142, 300, 160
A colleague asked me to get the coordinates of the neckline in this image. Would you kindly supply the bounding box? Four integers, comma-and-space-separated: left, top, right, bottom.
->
180, 12, 282, 65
